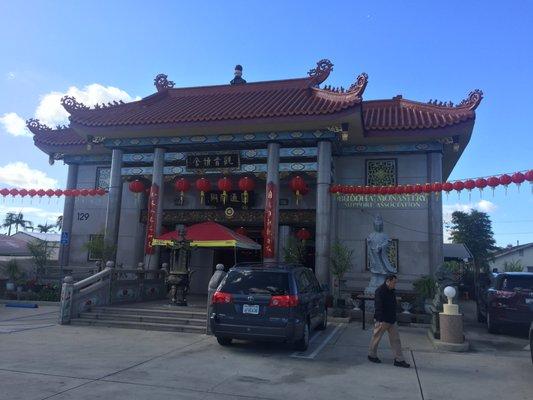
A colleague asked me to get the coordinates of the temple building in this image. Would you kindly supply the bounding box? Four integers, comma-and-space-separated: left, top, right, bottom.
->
28, 60, 482, 294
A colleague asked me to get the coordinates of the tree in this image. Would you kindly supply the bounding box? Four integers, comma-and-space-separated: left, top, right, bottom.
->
37, 223, 55, 233
330, 241, 353, 300
83, 234, 117, 264
27, 240, 53, 277
56, 215, 63, 231
282, 237, 306, 264
449, 210, 496, 273
503, 260, 523, 272
2, 212, 33, 235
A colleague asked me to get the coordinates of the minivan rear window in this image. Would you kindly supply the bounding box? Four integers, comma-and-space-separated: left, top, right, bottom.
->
220, 270, 289, 295
497, 276, 533, 291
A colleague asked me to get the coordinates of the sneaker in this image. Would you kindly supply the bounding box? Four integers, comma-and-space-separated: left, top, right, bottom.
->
393, 360, 411, 368
368, 356, 382, 363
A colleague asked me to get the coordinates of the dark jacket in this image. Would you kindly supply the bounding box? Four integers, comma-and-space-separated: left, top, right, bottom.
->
374, 283, 397, 324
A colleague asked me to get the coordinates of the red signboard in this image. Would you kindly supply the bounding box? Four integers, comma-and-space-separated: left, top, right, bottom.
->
263, 182, 276, 259
145, 183, 159, 255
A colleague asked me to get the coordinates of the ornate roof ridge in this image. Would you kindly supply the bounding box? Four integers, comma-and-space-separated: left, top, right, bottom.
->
26, 118, 70, 135
312, 72, 368, 101
307, 59, 334, 85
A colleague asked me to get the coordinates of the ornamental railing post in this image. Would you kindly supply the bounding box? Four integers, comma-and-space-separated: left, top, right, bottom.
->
137, 262, 145, 301
59, 276, 75, 325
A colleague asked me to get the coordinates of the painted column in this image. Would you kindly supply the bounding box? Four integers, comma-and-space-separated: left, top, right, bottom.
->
315, 141, 332, 286
104, 149, 123, 259
264, 142, 280, 262
59, 163, 78, 266
146, 147, 166, 269
427, 151, 444, 275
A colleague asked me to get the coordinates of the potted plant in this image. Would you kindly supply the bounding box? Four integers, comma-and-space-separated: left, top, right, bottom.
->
412, 275, 436, 314
330, 241, 354, 317
1, 259, 21, 291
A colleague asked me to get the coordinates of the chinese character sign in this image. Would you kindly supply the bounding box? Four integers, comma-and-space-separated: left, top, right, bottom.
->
145, 184, 159, 255
186, 153, 239, 171
263, 182, 276, 259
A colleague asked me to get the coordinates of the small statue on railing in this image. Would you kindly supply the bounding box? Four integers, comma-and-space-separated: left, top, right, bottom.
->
165, 225, 194, 306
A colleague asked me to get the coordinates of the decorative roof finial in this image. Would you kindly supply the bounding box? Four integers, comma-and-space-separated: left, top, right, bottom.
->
26, 118, 52, 135
308, 59, 333, 85
456, 89, 483, 110
230, 65, 246, 85
347, 72, 369, 97
61, 96, 89, 114
154, 74, 175, 92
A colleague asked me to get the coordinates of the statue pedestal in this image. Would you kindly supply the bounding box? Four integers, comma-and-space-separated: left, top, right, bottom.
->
439, 313, 464, 344
365, 273, 386, 296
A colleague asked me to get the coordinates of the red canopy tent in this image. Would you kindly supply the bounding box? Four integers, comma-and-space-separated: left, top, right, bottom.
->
152, 221, 261, 250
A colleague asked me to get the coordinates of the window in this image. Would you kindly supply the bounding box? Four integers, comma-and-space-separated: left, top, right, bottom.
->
95, 167, 111, 190
365, 239, 399, 272
220, 270, 289, 295
87, 234, 104, 261
366, 159, 397, 186
518, 249, 524, 257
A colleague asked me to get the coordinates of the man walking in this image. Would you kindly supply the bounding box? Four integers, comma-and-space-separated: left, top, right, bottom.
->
368, 274, 410, 368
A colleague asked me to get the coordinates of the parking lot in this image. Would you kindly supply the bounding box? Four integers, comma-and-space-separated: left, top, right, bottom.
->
0, 303, 531, 400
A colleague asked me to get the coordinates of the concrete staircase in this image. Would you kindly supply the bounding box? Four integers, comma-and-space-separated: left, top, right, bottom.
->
70, 305, 207, 334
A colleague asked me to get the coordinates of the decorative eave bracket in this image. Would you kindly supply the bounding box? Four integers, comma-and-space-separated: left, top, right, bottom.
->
307, 59, 334, 86
61, 96, 89, 114
154, 73, 175, 92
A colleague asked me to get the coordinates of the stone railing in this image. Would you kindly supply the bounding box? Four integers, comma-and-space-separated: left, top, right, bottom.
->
59, 263, 167, 324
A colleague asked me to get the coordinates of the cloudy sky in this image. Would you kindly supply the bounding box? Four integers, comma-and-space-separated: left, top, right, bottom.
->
0, 1, 531, 246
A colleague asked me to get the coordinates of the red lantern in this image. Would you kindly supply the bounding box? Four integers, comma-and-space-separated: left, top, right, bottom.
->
54, 189, 63, 197
80, 189, 89, 196
217, 177, 233, 205
96, 188, 106, 196
174, 178, 191, 205
129, 179, 145, 194
404, 185, 414, 194
487, 176, 499, 196
431, 182, 443, 199
88, 189, 98, 196
289, 175, 307, 205
71, 189, 81, 197
464, 179, 475, 200
414, 184, 424, 194
37, 189, 46, 198
296, 228, 311, 242
499, 174, 512, 194
45, 189, 54, 198
9, 188, 19, 197
0, 188, 9, 198
63, 189, 72, 197
474, 178, 487, 197
238, 176, 255, 206
423, 183, 432, 194
525, 170, 533, 193
28, 189, 37, 198
195, 178, 211, 204
235, 226, 248, 237
453, 181, 465, 198
511, 172, 525, 191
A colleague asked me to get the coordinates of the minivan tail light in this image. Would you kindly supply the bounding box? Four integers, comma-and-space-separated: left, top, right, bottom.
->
212, 291, 233, 304
269, 295, 298, 308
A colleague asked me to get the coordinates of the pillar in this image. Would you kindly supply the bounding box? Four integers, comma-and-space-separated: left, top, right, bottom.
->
146, 147, 166, 269
278, 225, 291, 260
264, 142, 280, 262
427, 151, 443, 275
104, 149, 123, 259
59, 163, 78, 266
315, 141, 332, 286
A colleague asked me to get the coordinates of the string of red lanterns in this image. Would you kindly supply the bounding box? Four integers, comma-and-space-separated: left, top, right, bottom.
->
0, 187, 107, 198
328, 170, 533, 198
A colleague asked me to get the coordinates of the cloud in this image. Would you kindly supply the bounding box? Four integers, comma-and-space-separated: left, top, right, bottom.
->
443, 200, 497, 242
6, 72, 15, 80
35, 83, 138, 127
0, 112, 31, 137
0, 162, 58, 189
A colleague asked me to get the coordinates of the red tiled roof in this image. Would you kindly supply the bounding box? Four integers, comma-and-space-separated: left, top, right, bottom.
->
363, 90, 482, 132
33, 128, 86, 146
63, 76, 366, 128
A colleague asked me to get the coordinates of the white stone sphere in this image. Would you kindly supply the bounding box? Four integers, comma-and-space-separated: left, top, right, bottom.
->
444, 286, 456, 299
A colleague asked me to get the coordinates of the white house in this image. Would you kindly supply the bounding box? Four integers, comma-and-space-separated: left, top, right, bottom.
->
490, 243, 533, 272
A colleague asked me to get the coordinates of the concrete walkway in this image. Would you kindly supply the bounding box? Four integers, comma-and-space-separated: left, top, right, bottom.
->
0, 303, 531, 400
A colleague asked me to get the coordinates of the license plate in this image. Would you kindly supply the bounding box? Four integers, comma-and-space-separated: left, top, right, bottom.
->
243, 304, 260, 315
525, 298, 533, 304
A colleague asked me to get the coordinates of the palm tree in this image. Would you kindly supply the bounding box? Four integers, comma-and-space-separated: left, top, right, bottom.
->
11, 212, 33, 234
2, 212, 17, 236
37, 223, 55, 233
56, 215, 63, 231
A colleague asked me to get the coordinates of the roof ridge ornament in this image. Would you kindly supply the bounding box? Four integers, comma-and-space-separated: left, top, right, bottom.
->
308, 59, 334, 85
154, 74, 175, 92
26, 118, 52, 135
456, 89, 483, 110
347, 72, 369, 96
61, 96, 89, 114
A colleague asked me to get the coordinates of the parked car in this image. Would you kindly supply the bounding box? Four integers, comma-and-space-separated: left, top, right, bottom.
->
209, 262, 327, 351
476, 272, 533, 333
529, 322, 533, 364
